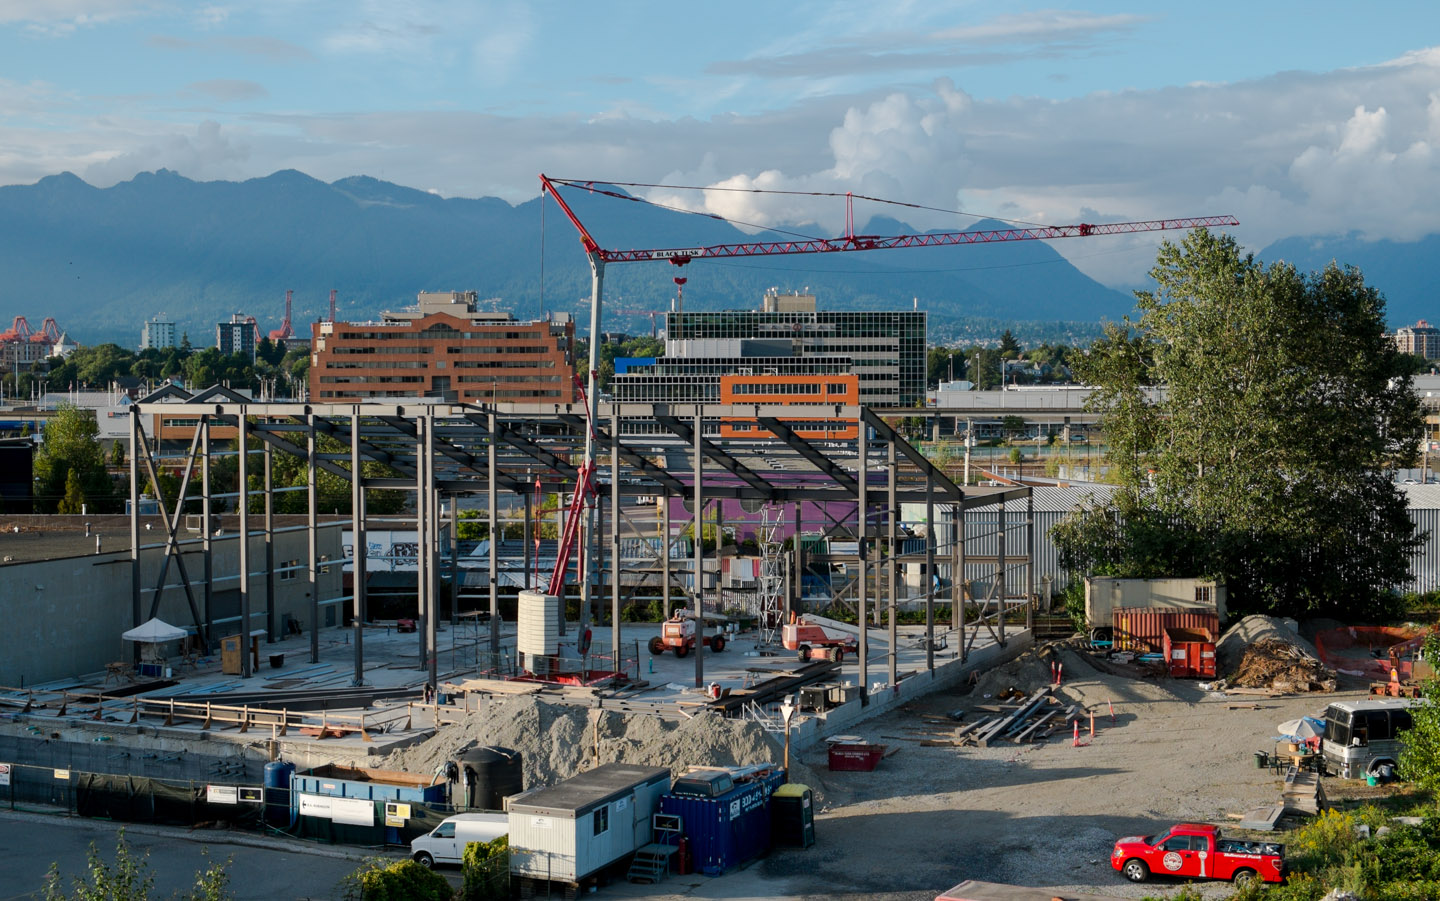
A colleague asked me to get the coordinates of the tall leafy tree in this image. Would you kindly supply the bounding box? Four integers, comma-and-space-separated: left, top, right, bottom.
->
1053, 229, 1422, 617
33, 404, 116, 513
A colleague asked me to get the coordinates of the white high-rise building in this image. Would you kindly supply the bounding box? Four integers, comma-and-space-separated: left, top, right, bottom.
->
140, 317, 177, 351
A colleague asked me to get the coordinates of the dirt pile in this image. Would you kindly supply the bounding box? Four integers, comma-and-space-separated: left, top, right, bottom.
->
381, 696, 820, 796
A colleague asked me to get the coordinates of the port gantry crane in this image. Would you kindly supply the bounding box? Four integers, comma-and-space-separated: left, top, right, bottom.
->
537, 171, 1238, 632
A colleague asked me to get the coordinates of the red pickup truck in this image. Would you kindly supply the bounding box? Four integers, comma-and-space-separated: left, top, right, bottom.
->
1112, 823, 1284, 884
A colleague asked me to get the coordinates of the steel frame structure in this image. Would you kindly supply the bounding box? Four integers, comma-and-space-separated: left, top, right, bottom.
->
127, 399, 1031, 703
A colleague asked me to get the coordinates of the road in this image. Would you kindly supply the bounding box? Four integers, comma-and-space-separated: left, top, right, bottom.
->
0, 809, 409, 901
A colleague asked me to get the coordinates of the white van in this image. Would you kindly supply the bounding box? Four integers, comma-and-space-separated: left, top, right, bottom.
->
410, 813, 508, 868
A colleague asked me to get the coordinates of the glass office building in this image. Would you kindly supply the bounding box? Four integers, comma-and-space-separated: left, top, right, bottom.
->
612, 291, 926, 408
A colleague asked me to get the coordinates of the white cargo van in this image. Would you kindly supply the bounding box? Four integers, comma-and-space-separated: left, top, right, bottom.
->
410, 813, 508, 868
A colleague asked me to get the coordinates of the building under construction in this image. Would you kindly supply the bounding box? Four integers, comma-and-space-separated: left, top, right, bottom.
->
103, 396, 1034, 701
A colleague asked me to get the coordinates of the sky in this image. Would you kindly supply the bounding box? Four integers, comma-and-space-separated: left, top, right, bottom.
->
3, 0, 1440, 287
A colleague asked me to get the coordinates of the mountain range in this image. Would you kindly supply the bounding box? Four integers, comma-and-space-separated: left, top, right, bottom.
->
0, 169, 1431, 348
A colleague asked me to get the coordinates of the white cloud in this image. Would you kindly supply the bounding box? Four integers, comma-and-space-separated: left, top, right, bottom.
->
0, 0, 155, 35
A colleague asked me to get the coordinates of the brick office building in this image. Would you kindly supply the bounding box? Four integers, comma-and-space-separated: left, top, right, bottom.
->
310, 291, 578, 403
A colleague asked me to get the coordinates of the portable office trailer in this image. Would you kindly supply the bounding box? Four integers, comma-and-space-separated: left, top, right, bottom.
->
507, 763, 671, 890
1084, 577, 1226, 638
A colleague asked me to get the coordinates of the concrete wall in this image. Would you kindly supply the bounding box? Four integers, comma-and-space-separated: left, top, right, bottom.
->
0, 524, 345, 687
787, 631, 1032, 754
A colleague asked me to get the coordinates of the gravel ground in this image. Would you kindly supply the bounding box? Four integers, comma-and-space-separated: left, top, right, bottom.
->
615, 642, 1374, 901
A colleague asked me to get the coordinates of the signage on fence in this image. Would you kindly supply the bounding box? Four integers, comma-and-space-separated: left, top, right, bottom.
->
384, 801, 411, 820
331, 796, 374, 826
54, 769, 70, 780
299, 793, 374, 826
207, 785, 238, 805
0, 763, 10, 786
238, 787, 263, 803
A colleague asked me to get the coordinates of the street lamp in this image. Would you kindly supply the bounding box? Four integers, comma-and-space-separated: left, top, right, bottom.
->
780, 695, 797, 773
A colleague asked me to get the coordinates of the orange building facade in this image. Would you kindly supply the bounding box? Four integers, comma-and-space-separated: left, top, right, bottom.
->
718, 373, 859, 439
310, 293, 577, 404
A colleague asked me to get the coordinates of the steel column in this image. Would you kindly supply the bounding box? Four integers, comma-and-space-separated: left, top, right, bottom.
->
264, 441, 275, 642
202, 416, 214, 649
238, 411, 252, 678
416, 414, 429, 669
351, 409, 366, 686
610, 407, 621, 661
488, 411, 500, 654
307, 414, 319, 664
925, 470, 934, 672
692, 407, 704, 688
857, 419, 868, 702
887, 438, 897, 687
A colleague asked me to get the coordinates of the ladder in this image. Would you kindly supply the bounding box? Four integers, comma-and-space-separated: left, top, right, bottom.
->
627, 813, 683, 883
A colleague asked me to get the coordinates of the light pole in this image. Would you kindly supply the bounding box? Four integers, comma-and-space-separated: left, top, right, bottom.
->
780, 695, 796, 774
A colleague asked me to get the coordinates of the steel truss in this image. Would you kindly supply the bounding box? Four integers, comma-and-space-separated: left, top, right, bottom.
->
127, 399, 1030, 701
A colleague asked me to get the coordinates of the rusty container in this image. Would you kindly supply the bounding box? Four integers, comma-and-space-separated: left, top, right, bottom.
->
1113, 607, 1220, 653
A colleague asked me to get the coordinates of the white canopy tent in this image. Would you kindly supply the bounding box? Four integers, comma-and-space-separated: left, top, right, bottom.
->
122, 617, 190, 664
121, 617, 188, 644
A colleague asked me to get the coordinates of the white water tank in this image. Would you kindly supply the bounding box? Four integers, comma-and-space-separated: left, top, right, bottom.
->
516, 591, 562, 656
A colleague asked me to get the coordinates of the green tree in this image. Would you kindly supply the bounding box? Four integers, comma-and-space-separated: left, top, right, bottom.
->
42, 830, 233, 901
1053, 229, 1423, 617
59, 469, 86, 514
110, 441, 125, 469
34, 404, 115, 513
339, 858, 449, 901
1401, 634, 1440, 789
998, 329, 1022, 359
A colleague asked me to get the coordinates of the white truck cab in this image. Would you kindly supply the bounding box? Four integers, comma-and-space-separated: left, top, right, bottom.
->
410, 812, 508, 868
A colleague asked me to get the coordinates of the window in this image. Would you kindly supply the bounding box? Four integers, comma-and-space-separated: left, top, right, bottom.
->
434, 822, 455, 838
593, 805, 609, 836
1195, 585, 1212, 604
280, 559, 298, 582
1159, 834, 1198, 851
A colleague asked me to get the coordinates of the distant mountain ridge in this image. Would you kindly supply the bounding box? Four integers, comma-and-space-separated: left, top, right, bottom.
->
2, 169, 1428, 347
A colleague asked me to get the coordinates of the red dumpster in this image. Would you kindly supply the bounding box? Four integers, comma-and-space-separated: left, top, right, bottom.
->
1162, 626, 1216, 678
828, 743, 886, 771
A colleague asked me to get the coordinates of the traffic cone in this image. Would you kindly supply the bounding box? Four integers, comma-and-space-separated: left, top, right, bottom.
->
1090, 712, 1096, 739
1073, 720, 1080, 747
1108, 698, 1116, 723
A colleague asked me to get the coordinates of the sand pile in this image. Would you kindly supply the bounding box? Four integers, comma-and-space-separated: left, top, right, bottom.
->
959, 645, 1057, 699
382, 696, 820, 795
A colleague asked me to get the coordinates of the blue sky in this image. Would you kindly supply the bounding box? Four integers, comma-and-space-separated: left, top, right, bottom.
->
3, 1, 1439, 286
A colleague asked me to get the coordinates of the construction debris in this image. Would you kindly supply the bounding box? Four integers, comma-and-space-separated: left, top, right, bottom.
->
1229, 638, 1337, 693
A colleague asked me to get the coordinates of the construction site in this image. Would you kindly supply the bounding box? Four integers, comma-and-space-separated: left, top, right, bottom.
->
0, 180, 1418, 900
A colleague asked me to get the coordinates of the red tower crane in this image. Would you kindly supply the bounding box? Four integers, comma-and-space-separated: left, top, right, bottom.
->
537, 172, 1237, 660
269, 290, 294, 341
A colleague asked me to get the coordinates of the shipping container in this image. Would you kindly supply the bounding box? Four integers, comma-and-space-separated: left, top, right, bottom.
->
658, 768, 786, 876
507, 763, 670, 890
1162, 627, 1217, 678
1112, 608, 1220, 653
